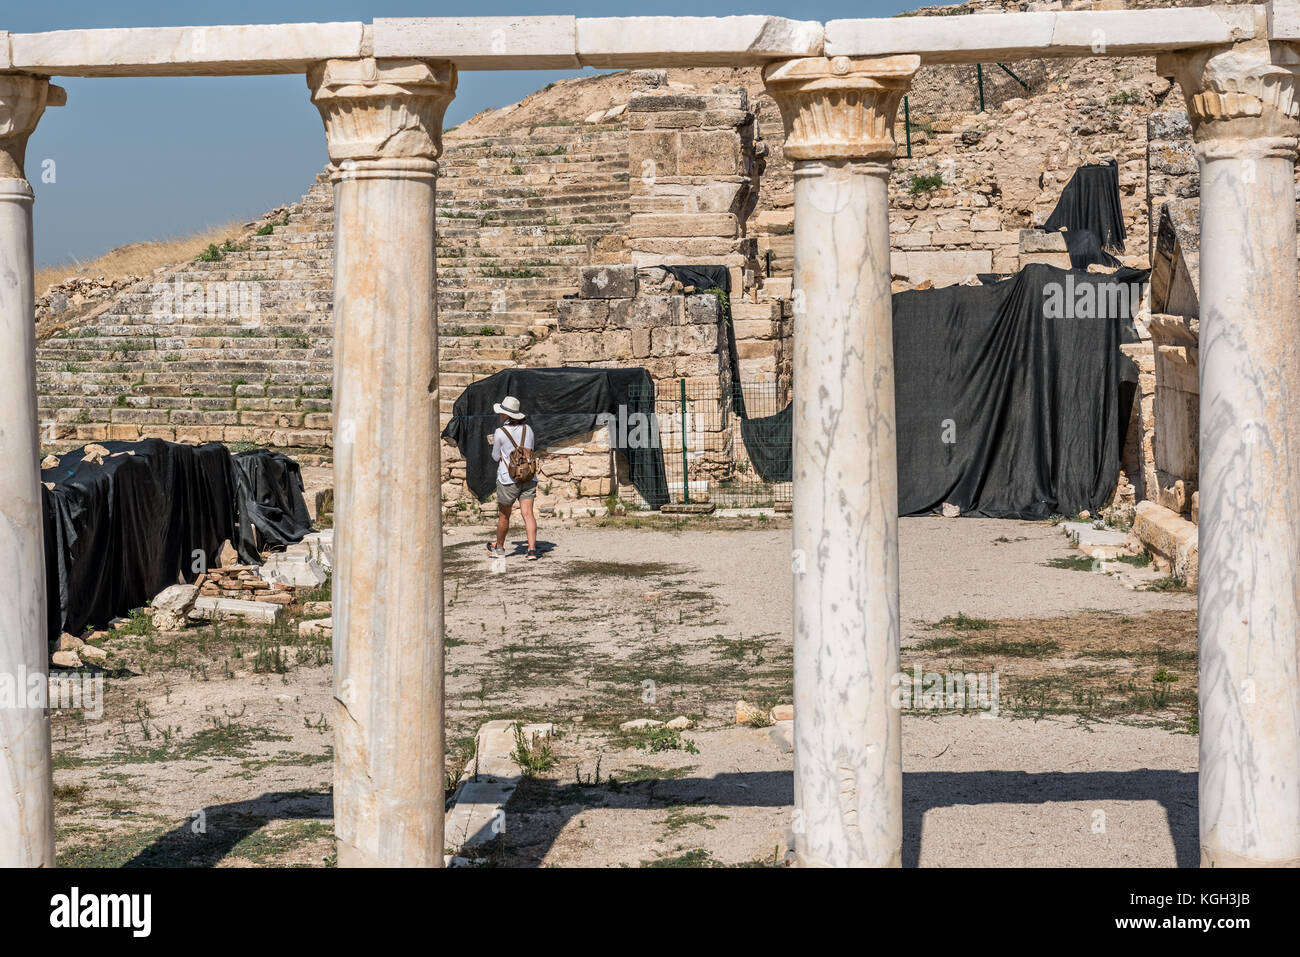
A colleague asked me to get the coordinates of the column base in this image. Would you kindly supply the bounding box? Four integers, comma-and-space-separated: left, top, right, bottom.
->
1201, 845, 1300, 868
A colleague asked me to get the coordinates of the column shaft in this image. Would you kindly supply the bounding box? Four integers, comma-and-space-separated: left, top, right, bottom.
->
1197, 143, 1300, 867
765, 54, 917, 868
310, 57, 456, 868
791, 159, 900, 867
0, 72, 63, 869
1163, 39, 1300, 867
0, 177, 53, 868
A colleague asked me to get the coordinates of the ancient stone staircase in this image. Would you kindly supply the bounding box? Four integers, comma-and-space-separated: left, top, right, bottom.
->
36, 124, 631, 461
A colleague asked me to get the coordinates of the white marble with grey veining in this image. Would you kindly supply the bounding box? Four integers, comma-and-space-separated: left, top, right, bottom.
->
791, 159, 901, 867
0, 177, 54, 867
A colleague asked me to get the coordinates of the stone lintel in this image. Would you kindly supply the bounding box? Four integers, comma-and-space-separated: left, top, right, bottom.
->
10, 23, 367, 77
827, 6, 1262, 64
575, 16, 823, 68
373, 17, 580, 69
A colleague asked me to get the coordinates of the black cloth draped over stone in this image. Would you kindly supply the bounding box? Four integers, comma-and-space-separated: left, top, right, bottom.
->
231, 449, 313, 561
441, 366, 669, 508
672, 261, 1142, 518
892, 263, 1145, 518
1041, 159, 1127, 264
40, 439, 311, 642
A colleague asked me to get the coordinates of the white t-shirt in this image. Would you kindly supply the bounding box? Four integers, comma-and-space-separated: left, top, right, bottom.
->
491, 422, 534, 485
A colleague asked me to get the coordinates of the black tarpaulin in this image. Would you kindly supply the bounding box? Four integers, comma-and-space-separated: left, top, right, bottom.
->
661, 264, 793, 484
893, 263, 1144, 518
40, 439, 313, 642
441, 367, 669, 508
664, 261, 1142, 518
1042, 159, 1127, 253
231, 449, 314, 562
40, 440, 240, 641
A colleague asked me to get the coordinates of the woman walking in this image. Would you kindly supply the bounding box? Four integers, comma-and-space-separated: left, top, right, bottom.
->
486, 395, 539, 561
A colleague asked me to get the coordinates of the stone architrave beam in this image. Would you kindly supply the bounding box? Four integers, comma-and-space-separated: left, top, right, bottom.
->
373, 17, 582, 69
827, 6, 1263, 63
9, 22, 367, 76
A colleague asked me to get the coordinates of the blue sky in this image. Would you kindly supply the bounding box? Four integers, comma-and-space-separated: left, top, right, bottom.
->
14, 1, 913, 266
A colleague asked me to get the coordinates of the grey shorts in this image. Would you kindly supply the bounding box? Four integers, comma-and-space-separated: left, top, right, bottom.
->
496, 480, 537, 506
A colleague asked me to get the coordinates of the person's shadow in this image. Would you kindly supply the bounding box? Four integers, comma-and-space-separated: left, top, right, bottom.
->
507, 539, 556, 557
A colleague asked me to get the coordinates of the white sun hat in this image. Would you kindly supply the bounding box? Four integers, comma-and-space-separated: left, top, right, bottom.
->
493, 395, 525, 419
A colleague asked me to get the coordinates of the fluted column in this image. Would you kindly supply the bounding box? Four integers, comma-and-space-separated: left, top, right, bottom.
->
0, 72, 63, 868
1162, 40, 1300, 868
309, 57, 456, 868
764, 55, 918, 868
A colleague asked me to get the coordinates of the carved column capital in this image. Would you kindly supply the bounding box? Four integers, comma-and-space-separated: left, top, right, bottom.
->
0, 73, 66, 180
307, 58, 457, 180
762, 55, 919, 162
1159, 40, 1300, 157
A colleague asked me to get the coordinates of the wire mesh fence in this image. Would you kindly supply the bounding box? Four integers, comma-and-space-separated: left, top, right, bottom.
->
628, 378, 792, 508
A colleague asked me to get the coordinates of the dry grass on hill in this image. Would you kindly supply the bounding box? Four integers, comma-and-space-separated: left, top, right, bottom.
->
36, 220, 247, 294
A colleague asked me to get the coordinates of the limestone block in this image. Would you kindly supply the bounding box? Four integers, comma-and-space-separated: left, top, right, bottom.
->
557, 298, 610, 331
685, 295, 721, 324
651, 324, 718, 357
0, 31, 9, 70
579, 265, 636, 299
628, 130, 678, 176
892, 250, 992, 286
372, 16, 580, 69
258, 553, 328, 588
678, 130, 743, 176
298, 618, 332, 640
188, 596, 280, 624
151, 583, 200, 630
612, 295, 680, 329
629, 213, 738, 239
1133, 501, 1198, 587
576, 16, 823, 68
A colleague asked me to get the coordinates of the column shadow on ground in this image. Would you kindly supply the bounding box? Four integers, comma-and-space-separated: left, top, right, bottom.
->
902, 769, 1199, 868
122, 790, 333, 867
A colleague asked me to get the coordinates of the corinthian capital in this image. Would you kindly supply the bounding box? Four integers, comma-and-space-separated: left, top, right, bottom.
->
762, 55, 919, 162
308, 58, 457, 169
0, 73, 66, 179
1159, 40, 1300, 153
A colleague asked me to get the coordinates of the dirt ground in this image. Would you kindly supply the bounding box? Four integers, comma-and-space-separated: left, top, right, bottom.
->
51, 514, 1198, 867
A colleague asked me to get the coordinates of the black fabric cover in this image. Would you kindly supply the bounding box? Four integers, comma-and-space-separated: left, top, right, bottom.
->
40, 439, 313, 641
893, 263, 1141, 518
40, 440, 241, 641
661, 264, 793, 484
1042, 159, 1126, 253
1061, 228, 1123, 270
441, 367, 669, 508
231, 449, 314, 562
664, 261, 1143, 518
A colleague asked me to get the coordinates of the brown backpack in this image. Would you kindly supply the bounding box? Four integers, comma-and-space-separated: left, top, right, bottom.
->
503, 424, 537, 483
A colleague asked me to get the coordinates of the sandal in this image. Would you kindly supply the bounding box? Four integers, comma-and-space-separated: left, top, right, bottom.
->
487, 543, 505, 558
526, 549, 538, 561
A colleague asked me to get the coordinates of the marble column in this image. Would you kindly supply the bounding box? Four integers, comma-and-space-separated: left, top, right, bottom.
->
1162, 40, 1300, 867
0, 73, 63, 868
309, 57, 456, 868
764, 55, 918, 868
